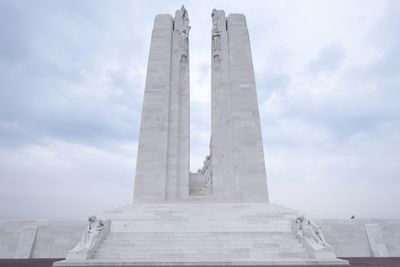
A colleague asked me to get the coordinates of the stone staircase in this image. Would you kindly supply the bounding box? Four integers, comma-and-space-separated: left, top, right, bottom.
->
94, 232, 307, 260
54, 203, 349, 266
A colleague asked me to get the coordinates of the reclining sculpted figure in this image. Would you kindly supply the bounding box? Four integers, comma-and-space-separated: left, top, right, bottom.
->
295, 216, 329, 248
71, 215, 107, 251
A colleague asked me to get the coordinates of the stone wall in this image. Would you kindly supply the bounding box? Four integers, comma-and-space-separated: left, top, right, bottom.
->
315, 219, 400, 257
1, 218, 399, 259
0, 220, 84, 259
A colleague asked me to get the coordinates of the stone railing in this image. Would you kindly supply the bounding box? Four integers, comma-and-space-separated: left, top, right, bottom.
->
293, 216, 337, 259
66, 216, 111, 260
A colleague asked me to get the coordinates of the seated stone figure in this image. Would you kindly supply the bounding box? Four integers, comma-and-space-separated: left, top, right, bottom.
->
71, 215, 106, 252
295, 216, 329, 248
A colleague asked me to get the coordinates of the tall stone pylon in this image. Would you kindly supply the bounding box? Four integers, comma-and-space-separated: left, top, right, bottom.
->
134, 6, 190, 203
134, 7, 268, 203
209, 10, 269, 202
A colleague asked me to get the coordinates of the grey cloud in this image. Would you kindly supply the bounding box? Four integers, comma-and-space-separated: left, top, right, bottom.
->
257, 71, 290, 102
1, 0, 400, 219
258, 1, 400, 217
308, 43, 346, 74
0, 2, 30, 62
0, 0, 147, 148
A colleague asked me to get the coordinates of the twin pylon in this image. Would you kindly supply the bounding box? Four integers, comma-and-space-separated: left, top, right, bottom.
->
134, 6, 269, 203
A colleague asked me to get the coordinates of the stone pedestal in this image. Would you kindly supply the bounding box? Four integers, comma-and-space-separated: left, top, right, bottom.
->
54, 203, 349, 266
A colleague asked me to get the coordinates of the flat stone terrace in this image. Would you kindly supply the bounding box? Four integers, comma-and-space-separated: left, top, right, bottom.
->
1, 258, 400, 267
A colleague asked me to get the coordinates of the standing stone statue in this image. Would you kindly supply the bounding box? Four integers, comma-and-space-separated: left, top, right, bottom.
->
211, 9, 221, 52
177, 5, 191, 53
211, 9, 218, 28
179, 29, 189, 51
181, 5, 190, 27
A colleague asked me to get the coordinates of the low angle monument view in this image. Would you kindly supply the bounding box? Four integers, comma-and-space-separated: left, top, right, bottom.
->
1, 4, 400, 267
54, 6, 347, 266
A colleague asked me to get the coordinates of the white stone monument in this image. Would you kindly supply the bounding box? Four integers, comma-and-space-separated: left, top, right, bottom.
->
134, 7, 268, 204
134, 6, 190, 203
54, 7, 349, 266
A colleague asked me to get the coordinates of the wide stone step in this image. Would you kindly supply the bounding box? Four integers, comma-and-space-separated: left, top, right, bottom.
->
105, 233, 298, 237
103, 238, 299, 243
110, 230, 294, 233
110, 219, 294, 222
95, 247, 306, 253
107, 232, 295, 236
105, 237, 296, 241
106, 233, 296, 238
109, 212, 296, 216
108, 203, 293, 208
103, 239, 300, 244
109, 215, 297, 220
108, 232, 295, 236
102, 238, 300, 244
110, 226, 292, 230
94, 252, 308, 260
111, 218, 295, 221
102, 238, 301, 242
110, 227, 293, 232
110, 221, 293, 224
112, 208, 296, 212
56, 258, 351, 266
110, 223, 292, 226
100, 244, 302, 250
93, 251, 308, 259
110, 211, 297, 214
98, 244, 303, 250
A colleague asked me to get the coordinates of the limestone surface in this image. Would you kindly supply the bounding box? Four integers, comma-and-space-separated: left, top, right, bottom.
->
53, 7, 346, 266
134, 7, 268, 204
54, 203, 349, 266
134, 7, 190, 203
5, 6, 399, 267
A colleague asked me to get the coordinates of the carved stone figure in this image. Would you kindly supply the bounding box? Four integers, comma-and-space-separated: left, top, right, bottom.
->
201, 154, 213, 193
211, 9, 218, 28
181, 5, 189, 27
179, 29, 189, 51
211, 9, 222, 52
213, 55, 221, 68
176, 5, 191, 53
295, 216, 329, 248
212, 28, 221, 51
71, 215, 107, 252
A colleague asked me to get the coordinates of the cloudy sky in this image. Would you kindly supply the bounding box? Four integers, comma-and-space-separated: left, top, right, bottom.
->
1, 0, 399, 220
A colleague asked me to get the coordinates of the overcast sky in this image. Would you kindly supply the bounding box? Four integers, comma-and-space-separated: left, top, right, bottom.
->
1, 0, 399, 220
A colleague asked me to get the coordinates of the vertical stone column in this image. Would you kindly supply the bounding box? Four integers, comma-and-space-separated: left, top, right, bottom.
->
134, 7, 190, 203
133, 14, 174, 202
165, 6, 190, 201
227, 14, 268, 202
210, 10, 236, 201
210, 11, 268, 202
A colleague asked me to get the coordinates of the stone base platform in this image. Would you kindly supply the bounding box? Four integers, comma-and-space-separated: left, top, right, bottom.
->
53, 258, 348, 266
53, 203, 348, 266
2, 257, 399, 267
